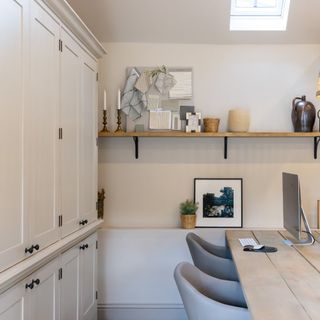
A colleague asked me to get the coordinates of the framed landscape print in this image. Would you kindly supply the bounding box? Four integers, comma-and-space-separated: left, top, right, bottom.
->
194, 178, 243, 228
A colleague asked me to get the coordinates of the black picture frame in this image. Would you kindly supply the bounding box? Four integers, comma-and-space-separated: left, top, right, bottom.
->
194, 178, 243, 228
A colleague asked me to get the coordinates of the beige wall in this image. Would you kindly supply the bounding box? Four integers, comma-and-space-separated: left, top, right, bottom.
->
98, 42, 320, 228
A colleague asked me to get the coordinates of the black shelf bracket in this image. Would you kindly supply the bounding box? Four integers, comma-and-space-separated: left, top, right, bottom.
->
224, 137, 228, 159
133, 137, 139, 159
314, 137, 320, 159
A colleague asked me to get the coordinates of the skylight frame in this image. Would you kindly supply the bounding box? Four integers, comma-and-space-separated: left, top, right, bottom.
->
230, 0, 291, 31
231, 0, 283, 16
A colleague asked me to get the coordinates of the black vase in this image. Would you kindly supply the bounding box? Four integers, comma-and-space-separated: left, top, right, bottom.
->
291, 95, 315, 132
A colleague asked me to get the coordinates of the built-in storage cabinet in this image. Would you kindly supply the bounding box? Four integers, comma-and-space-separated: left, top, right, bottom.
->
0, 0, 28, 272
60, 242, 81, 320
0, 0, 100, 273
60, 27, 82, 238
25, 0, 60, 254
79, 54, 98, 227
79, 233, 97, 320
0, 280, 27, 320
27, 259, 60, 320
0, 232, 98, 320
0, 258, 59, 320
60, 232, 98, 320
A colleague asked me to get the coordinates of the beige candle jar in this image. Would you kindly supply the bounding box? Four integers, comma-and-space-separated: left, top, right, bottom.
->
228, 109, 250, 132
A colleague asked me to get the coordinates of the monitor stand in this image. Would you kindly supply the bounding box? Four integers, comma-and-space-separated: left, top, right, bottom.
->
288, 207, 315, 246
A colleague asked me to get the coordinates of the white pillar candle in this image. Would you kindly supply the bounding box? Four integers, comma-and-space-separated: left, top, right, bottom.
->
117, 89, 121, 110
103, 90, 107, 110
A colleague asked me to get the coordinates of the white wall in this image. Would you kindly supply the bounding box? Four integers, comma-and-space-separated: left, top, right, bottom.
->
99, 42, 320, 229
97, 42, 320, 319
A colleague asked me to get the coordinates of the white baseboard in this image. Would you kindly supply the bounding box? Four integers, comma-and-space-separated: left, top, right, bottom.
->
98, 304, 187, 320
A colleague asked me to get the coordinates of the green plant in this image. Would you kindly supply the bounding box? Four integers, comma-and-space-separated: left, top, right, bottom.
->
179, 199, 199, 215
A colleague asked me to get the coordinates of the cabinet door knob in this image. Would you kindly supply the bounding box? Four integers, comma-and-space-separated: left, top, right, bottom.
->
85, 244, 89, 249
79, 244, 86, 250
34, 279, 40, 286
25, 246, 34, 254
34, 244, 40, 251
79, 219, 88, 226
25, 281, 34, 289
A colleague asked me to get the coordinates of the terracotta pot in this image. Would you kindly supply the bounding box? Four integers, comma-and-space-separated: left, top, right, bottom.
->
181, 214, 196, 229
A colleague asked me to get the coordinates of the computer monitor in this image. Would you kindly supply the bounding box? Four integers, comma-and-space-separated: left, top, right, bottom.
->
282, 172, 314, 245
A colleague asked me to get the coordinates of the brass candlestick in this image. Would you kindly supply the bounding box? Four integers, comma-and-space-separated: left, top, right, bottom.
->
100, 109, 109, 132
115, 109, 124, 133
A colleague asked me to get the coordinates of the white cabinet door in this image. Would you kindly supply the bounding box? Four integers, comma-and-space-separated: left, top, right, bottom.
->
25, 0, 60, 252
0, 0, 28, 271
60, 244, 80, 320
28, 258, 60, 320
79, 233, 97, 320
60, 27, 81, 238
79, 52, 98, 226
0, 281, 27, 320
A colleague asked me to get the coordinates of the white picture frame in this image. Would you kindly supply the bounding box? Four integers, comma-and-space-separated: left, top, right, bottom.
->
186, 112, 201, 132
194, 178, 243, 228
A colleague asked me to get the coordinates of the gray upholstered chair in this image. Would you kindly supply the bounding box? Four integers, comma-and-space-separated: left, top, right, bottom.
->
174, 262, 250, 320
187, 233, 232, 259
186, 233, 239, 281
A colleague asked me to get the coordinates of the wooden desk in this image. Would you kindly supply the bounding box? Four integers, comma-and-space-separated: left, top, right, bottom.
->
226, 230, 320, 320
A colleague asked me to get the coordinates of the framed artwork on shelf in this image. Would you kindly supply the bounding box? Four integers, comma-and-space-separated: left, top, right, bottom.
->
186, 112, 201, 132
194, 178, 243, 228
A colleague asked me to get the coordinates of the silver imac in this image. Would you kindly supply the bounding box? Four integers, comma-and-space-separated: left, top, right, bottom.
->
282, 172, 314, 245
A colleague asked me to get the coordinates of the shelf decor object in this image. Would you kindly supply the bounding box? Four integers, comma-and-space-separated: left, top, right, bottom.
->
97, 189, 105, 219
114, 109, 124, 133
98, 131, 320, 160
194, 178, 243, 228
228, 109, 250, 132
101, 109, 109, 132
204, 118, 220, 132
186, 112, 201, 133
292, 95, 315, 132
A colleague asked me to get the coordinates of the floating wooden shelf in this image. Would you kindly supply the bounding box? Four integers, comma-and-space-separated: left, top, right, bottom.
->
98, 131, 320, 159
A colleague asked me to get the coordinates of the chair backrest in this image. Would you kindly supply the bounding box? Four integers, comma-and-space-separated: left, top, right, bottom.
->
174, 262, 251, 320
187, 233, 232, 259
186, 233, 239, 281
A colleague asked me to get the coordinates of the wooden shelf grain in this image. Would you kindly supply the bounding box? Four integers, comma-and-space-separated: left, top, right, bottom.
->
98, 131, 320, 159
99, 131, 320, 138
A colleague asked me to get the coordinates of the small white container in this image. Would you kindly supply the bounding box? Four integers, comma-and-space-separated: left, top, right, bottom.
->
228, 109, 250, 132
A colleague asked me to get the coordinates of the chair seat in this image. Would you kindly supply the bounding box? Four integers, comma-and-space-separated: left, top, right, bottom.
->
187, 233, 239, 281
174, 262, 251, 320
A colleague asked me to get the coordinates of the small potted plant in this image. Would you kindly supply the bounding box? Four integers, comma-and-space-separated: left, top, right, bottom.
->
179, 199, 198, 229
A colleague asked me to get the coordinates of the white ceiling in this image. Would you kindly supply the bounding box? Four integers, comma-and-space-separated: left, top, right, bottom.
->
66, 0, 320, 44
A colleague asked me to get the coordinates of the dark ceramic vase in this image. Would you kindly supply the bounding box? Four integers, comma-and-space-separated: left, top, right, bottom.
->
291, 95, 315, 132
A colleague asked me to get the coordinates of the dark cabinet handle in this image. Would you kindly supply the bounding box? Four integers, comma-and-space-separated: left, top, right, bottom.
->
26, 278, 40, 289
80, 244, 89, 250
25, 246, 34, 254
79, 219, 88, 226
25, 244, 40, 254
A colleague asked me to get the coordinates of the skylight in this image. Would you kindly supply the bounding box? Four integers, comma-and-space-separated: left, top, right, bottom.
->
230, 0, 290, 31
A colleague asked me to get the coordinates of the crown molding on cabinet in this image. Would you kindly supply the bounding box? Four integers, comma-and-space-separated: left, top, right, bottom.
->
42, 0, 107, 58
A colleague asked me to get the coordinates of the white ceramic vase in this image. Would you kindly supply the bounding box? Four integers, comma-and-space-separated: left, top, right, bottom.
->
228, 109, 250, 132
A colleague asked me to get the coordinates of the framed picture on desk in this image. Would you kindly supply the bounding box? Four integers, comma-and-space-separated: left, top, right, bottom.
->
194, 178, 243, 228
